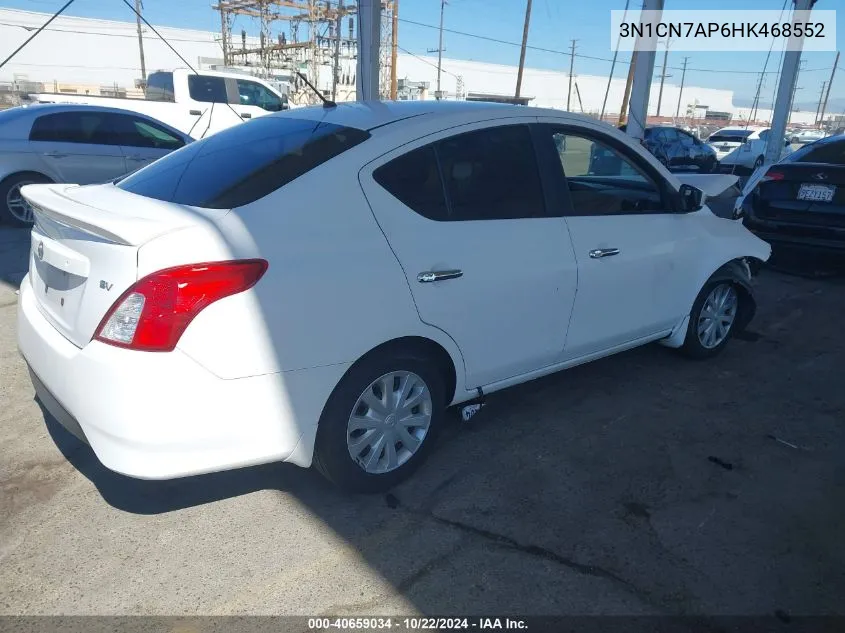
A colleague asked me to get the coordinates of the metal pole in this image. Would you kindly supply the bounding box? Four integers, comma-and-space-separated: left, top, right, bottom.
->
601, 0, 630, 121
332, 0, 343, 101
764, 0, 814, 165
356, 0, 380, 101
567, 39, 576, 111
219, 5, 229, 66
818, 50, 839, 126
515, 0, 532, 98
815, 81, 826, 125
626, 0, 664, 140
436, 0, 445, 99
675, 56, 688, 119
618, 56, 635, 126
390, 0, 399, 100
656, 39, 669, 117
135, 0, 146, 80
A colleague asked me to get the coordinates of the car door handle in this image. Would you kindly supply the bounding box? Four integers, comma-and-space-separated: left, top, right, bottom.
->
240, 112, 252, 119
126, 154, 145, 161
417, 270, 463, 283
189, 109, 202, 116
43, 151, 68, 158
589, 248, 620, 259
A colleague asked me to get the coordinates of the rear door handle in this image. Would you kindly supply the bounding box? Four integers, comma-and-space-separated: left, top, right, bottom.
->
189, 109, 202, 116
417, 269, 463, 283
126, 154, 145, 161
43, 151, 68, 158
240, 112, 252, 119
589, 248, 620, 259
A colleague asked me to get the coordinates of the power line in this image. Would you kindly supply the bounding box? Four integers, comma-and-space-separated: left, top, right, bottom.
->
397, 16, 833, 76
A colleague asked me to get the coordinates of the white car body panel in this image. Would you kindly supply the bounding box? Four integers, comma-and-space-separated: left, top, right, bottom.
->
17, 102, 771, 481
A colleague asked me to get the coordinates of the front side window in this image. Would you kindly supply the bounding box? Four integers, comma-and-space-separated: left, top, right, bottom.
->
236, 80, 283, 112
117, 117, 369, 208
29, 111, 114, 145
552, 131, 664, 215
110, 114, 184, 150
187, 75, 228, 104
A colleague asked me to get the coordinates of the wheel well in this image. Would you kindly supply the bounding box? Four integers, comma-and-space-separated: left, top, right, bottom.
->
709, 258, 757, 331
1, 170, 53, 187
356, 336, 458, 405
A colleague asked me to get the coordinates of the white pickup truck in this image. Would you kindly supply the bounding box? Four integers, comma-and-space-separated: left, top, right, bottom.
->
27, 68, 289, 138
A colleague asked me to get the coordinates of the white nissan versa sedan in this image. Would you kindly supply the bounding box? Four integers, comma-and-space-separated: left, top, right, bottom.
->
17, 101, 771, 492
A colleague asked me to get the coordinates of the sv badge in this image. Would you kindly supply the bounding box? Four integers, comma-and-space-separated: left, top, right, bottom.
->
99, 280, 113, 291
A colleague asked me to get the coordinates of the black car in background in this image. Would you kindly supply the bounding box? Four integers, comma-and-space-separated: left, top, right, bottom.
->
595, 125, 717, 174
740, 134, 845, 253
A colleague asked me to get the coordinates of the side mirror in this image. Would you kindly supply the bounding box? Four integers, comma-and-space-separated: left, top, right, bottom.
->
678, 183, 703, 213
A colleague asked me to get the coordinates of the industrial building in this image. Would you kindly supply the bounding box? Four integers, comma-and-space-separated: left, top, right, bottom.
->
0, 7, 826, 124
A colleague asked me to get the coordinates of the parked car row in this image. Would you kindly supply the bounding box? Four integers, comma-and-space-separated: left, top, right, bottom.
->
16, 101, 770, 491
0, 104, 192, 226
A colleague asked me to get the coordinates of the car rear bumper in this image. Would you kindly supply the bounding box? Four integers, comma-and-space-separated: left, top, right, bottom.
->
744, 221, 845, 253
17, 275, 348, 479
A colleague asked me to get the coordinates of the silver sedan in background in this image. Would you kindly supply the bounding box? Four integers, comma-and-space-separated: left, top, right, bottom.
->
0, 103, 192, 226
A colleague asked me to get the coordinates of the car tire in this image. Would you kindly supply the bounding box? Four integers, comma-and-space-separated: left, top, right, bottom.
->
0, 172, 51, 227
681, 281, 743, 360
313, 348, 446, 493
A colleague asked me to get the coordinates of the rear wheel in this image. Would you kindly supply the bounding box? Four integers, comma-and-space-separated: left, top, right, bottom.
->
681, 281, 741, 359
313, 349, 446, 493
0, 172, 51, 227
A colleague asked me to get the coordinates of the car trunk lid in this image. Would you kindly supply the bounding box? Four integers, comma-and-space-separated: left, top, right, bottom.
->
23, 183, 228, 348
755, 162, 845, 229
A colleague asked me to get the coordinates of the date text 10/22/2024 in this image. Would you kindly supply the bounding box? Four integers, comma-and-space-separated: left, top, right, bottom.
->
307, 618, 528, 630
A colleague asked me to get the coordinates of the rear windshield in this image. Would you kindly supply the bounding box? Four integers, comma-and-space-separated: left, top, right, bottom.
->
784, 136, 845, 165
117, 116, 370, 208
709, 130, 753, 143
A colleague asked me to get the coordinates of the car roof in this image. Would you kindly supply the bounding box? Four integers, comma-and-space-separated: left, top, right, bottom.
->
276, 100, 603, 131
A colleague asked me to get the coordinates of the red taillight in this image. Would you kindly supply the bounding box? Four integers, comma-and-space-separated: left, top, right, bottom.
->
761, 170, 785, 182
94, 259, 268, 352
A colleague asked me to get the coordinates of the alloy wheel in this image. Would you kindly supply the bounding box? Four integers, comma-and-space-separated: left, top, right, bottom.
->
6, 182, 36, 224
697, 284, 738, 349
346, 371, 433, 474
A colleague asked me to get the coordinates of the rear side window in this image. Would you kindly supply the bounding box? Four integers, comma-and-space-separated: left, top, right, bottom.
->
146, 72, 175, 102
375, 125, 545, 222
188, 75, 228, 104
373, 147, 448, 221
787, 138, 845, 165
117, 116, 369, 208
110, 113, 185, 150
29, 111, 115, 144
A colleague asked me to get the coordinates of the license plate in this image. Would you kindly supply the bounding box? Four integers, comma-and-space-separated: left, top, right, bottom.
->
797, 183, 835, 202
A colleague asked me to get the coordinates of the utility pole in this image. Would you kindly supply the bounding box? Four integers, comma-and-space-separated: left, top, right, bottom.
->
815, 81, 826, 125
618, 56, 635, 126
675, 56, 689, 119
515, 0, 532, 99
219, 7, 229, 66
390, 0, 398, 100
765, 0, 814, 165
601, 0, 630, 121
332, 0, 343, 101
655, 38, 670, 117
567, 39, 577, 111
436, 0, 446, 99
818, 50, 839, 127
135, 0, 146, 81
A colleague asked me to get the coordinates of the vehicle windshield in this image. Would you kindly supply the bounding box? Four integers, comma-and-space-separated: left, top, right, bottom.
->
116, 116, 370, 208
709, 130, 754, 143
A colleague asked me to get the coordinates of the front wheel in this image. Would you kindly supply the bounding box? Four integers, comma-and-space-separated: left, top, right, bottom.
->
681, 282, 741, 359
313, 350, 446, 493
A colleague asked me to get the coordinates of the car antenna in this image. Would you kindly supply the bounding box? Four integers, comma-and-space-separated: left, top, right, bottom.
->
295, 71, 336, 108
